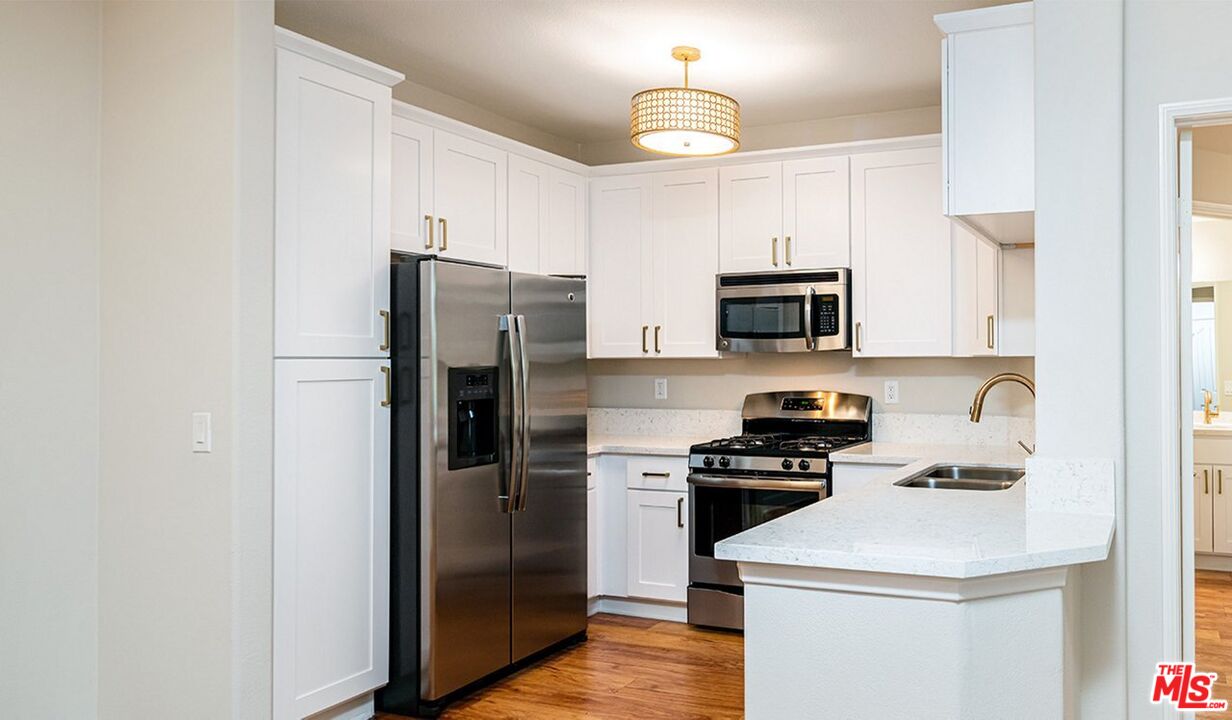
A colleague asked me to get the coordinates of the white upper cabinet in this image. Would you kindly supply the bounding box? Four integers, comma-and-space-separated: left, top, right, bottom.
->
720, 158, 850, 272
508, 154, 550, 274
651, 169, 719, 358
936, 1, 1034, 243
719, 162, 783, 272
432, 129, 508, 266
851, 147, 952, 357
589, 174, 653, 358
952, 223, 1000, 356
508, 155, 587, 276
782, 156, 851, 269
275, 37, 399, 359
391, 115, 434, 255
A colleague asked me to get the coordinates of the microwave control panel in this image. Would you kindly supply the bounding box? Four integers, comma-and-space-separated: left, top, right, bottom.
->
813, 294, 840, 337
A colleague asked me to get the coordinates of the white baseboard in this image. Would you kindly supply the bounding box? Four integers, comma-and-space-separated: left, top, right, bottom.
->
1196, 553, 1232, 572
589, 595, 687, 623
304, 692, 374, 720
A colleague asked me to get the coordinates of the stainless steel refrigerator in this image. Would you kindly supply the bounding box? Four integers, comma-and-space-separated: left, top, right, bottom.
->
378, 256, 587, 717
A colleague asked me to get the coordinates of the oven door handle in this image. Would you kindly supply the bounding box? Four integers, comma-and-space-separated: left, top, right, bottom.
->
687, 473, 826, 492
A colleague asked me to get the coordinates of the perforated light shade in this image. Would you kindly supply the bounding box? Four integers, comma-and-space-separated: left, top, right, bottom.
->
630, 87, 740, 157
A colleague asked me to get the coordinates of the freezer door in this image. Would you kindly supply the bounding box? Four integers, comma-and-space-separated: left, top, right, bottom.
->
421, 260, 513, 700
510, 273, 588, 661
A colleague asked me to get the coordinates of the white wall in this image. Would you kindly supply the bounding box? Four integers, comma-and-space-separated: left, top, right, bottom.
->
1123, 1, 1232, 718
0, 2, 100, 716
97, 2, 274, 718
589, 355, 1036, 417
1034, 1, 1125, 718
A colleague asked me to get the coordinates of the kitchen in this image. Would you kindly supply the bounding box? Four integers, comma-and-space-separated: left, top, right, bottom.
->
6, 1, 1208, 719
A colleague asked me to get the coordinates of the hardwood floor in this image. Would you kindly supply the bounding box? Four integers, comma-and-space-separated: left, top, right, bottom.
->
376, 613, 744, 720
1198, 570, 1232, 718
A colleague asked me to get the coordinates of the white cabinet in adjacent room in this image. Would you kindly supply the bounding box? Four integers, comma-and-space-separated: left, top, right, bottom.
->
936, 1, 1034, 243
719, 157, 849, 272
1213, 465, 1232, 555
1197, 464, 1215, 554
391, 115, 434, 255
273, 359, 391, 720
625, 489, 689, 602
432, 130, 508, 266
850, 147, 952, 357
588, 174, 653, 358
275, 42, 397, 359
651, 168, 719, 358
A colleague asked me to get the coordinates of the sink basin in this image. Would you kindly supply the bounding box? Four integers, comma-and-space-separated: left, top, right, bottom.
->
895, 464, 1024, 491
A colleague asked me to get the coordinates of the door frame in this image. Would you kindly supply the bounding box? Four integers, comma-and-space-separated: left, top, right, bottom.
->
1158, 99, 1232, 691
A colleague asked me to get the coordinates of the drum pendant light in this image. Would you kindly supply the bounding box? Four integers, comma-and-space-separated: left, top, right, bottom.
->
630, 46, 740, 157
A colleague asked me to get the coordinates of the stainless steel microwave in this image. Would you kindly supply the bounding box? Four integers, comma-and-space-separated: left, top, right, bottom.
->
715, 268, 850, 353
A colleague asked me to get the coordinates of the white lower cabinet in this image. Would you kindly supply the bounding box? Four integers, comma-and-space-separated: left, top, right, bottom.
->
587, 457, 598, 601
1197, 464, 1215, 553
273, 359, 390, 720
625, 489, 689, 602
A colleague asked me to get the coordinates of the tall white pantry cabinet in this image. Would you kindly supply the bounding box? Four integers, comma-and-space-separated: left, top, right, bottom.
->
273, 29, 402, 720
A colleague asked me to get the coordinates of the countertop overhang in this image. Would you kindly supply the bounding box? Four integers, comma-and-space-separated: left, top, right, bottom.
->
716, 444, 1114, 580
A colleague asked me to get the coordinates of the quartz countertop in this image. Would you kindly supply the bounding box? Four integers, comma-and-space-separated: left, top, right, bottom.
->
1193, 411, 1232, 437
715, 446, 1114, 579
587, 434, 705, 457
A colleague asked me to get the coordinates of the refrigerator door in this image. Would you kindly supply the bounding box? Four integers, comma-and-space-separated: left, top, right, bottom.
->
510, 273, 588, 661
421, 260, 514, 700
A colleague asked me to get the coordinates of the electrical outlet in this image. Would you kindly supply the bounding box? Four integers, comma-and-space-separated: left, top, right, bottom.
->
654, 377, 668, 400
884, 380, 900, 405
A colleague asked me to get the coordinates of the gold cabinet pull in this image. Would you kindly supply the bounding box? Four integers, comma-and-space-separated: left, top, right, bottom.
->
1220, 468, 1224, 495
987, 315, 995, 350
771, 237, 778, 267
380, 309, 391, 352
439, 217, 448, 251
380, 366, 392, 408
855, 321, 863, 352
654, 325, 662, 354
677, 496, 684, 528
1205, 469, 1210, 495
424, 214, 434, 249
785, 236, 793, 266
641, 325, 649, 354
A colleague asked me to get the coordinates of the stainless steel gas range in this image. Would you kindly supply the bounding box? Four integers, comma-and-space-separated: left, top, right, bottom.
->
686, 390, 872, 630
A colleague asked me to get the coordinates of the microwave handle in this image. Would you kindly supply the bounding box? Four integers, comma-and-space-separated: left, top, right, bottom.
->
804, 286, 815, 351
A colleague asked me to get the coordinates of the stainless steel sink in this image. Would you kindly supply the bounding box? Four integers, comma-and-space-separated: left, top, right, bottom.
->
895, 464, 1024, 491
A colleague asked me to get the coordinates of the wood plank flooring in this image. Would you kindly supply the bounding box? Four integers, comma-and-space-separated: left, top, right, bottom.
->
376, 613, 744, 720
1198, 570, 1232, 718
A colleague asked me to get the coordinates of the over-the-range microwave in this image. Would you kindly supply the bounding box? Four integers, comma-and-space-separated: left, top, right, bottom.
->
715, 268, 850, 353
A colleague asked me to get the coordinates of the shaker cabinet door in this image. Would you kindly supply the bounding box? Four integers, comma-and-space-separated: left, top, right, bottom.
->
719, 162, 783, 273
782, 156, 850, 269
391, 115, 435, 255
625, 489, 689, 602
433, 129, 508, 266
1197, 464, 1215, 554
588, 175, 653, 358
651, 168, 719, 358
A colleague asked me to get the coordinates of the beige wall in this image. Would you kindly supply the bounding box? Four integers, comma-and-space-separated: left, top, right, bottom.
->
1195, 145, 1232, 205
0, 2, 101, 716
590, 355, 1035, 417
97, 2, 274, 717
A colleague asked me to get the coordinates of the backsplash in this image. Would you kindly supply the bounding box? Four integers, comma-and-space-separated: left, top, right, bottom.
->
588, 407, 1035, 447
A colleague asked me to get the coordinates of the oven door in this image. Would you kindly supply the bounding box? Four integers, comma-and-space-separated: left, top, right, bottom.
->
688, 474, 826, 586
715, 273, 849, 353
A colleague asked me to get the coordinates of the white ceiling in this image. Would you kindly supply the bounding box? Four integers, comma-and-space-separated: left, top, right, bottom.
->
275, 0, 1007, 145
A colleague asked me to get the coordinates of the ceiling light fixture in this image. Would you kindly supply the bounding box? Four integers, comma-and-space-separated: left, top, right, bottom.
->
630, 46, 740, 157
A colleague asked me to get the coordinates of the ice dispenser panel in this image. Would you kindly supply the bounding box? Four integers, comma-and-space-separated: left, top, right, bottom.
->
448, 366, 498, 470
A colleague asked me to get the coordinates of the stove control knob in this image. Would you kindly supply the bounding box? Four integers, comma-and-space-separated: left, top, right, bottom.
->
718, 456, 731, 468
703, 456, 714, 468
781, 458, 794, 471
799, 459, 811, 472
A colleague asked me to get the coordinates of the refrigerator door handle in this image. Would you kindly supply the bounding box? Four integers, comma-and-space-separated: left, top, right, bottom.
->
502, 313, 523, 513
515, 314, 531, 511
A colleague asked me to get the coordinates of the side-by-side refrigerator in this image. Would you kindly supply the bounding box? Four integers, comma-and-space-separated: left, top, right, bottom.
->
378, 256, 588, 717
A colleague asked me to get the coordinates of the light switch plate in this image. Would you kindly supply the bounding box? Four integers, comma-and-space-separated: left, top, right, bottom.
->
1224, 380, 1232, 397
192, 412, 212, 453
884, 380, 900, 405
654, 377, 668, 400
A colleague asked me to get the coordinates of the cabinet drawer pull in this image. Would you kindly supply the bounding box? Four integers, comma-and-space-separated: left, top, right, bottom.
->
439, 217, 448, 251
1221, 468, 1224, 495
654, 325, 662, 354
642, 325, 649, 354
677, 496, 684, 528
380, 309, 391, 352
380, 366, 392, 408
1206, 468, 1211, 495
987, 315, 995, 350
855, 322, 863, 353
785, 236, 793, 266
424, 214, 434, 249
771, 237, 778, 267
641, 471, 671, 478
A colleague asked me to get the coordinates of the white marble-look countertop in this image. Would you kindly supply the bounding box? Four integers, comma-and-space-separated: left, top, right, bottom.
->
587, 434, 707, 457
715, 446, 1114, 579
1194, 411, 1232, 437
831, 441, 1029, 466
